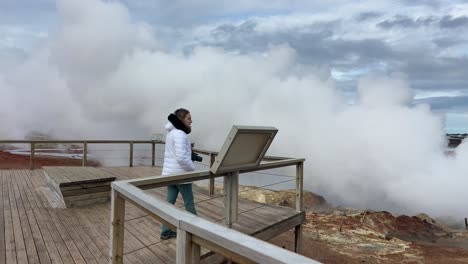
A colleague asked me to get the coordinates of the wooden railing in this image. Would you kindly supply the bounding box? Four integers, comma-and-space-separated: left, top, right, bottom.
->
0, 140, 164, 169
110, 158, 319, 264
191, 148, 292, 196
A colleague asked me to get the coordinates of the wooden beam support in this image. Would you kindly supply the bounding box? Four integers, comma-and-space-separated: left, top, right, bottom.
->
30, 142, 35, 170
82, 142, 87, 167
295, 161, 304, 254
224, 171, 239, 226
209, 153, 215, 196
151, 142, 156, 166
296, 162, 304, 212
129, 142, 134, 167
176, 229, 192, 264
192, 243, 201, 264
110, 189, 126, 264
294, 225, 303, 254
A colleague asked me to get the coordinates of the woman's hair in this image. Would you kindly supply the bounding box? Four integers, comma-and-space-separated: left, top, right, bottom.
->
174, 108, 190, 121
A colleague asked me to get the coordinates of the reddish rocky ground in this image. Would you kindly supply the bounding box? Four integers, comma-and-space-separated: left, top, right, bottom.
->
0, 150, 100, 169
1, 151, 468, 263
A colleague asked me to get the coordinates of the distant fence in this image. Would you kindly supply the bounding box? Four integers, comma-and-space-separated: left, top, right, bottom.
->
0, 140, 163, 169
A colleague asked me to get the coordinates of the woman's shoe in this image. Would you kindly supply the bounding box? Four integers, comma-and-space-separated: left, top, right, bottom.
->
160, 230, 177, 240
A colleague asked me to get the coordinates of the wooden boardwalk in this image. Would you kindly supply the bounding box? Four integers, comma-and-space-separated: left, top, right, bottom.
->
0, 167, 303, 263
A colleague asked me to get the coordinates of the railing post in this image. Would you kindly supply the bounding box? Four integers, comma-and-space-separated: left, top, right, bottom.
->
82, 142, 87, 167
129, 142, 133, 167
151, 142, 156, 167
209, 153, 215, 196
176, 229, 192, 264
295, 161, 304, 254
224, 171, 239, 227
30, 142, 35, 170
296, 161, 304, 211
110, 189, 125, 264
191, 243, 201, 264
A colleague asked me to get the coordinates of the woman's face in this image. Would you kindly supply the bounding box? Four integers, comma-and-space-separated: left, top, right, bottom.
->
183, 113, 192, 129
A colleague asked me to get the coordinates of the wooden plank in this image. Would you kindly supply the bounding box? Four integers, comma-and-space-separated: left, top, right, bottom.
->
60, 177, 115, 187
64, 191, 110, 202
132, 247, 164, 264
79, 204, 144, 255
147, 241, 177, 263
11, 170, 40, 264
60, 182, 112, 192
3, 171, 16, 264
43, 167, 70, 185
15, 170, 52, 264
125, 216, 162, 246
136, 216, 163, 237
56, 209, 107, 264
69, 207, 110, 260
25, 170, 74, 264
37, 189, 89, 264
62, 186, 111, 197
44, 167, 116, 187
18, 170, 63, 264
123, 251, 145, 264
65, 197, 110, 208
30, 173, 88, 264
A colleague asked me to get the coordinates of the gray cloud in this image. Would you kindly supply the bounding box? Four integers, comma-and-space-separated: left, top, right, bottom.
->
439, 15, 468, 28
355, 12, 382, 21
401, 0, 444, 8
191, 14, 468, 114
414, 96, 468, 111
401, 56, 468, 90
206, 20, 395, 66
432, 37, 464, 48
377, 14, 468, 30
377, 15, 436, 29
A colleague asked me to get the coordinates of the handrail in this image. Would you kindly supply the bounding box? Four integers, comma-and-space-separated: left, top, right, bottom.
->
192, 148, 291, 161
122, 158, 304, 189
110, 158, 317, 263
112, 181, 318, 264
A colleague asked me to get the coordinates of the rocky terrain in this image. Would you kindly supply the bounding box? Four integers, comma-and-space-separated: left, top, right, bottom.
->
227, 185, 468, 263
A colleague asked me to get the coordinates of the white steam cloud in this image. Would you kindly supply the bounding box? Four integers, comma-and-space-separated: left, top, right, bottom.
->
1, 0, 467, 219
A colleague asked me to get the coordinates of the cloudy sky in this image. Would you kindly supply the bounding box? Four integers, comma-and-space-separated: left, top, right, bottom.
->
2, 0, 468, 218
1, 0, 468, 132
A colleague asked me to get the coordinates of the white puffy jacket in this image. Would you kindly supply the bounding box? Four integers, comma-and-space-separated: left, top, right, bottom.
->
162, 122, 195, 177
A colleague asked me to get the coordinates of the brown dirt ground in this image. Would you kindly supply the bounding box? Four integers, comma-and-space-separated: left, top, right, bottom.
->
0, 150, 100, 169
268, 211, 468, 263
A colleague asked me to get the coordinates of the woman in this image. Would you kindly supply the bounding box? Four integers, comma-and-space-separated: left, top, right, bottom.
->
160, 108, 198, 240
